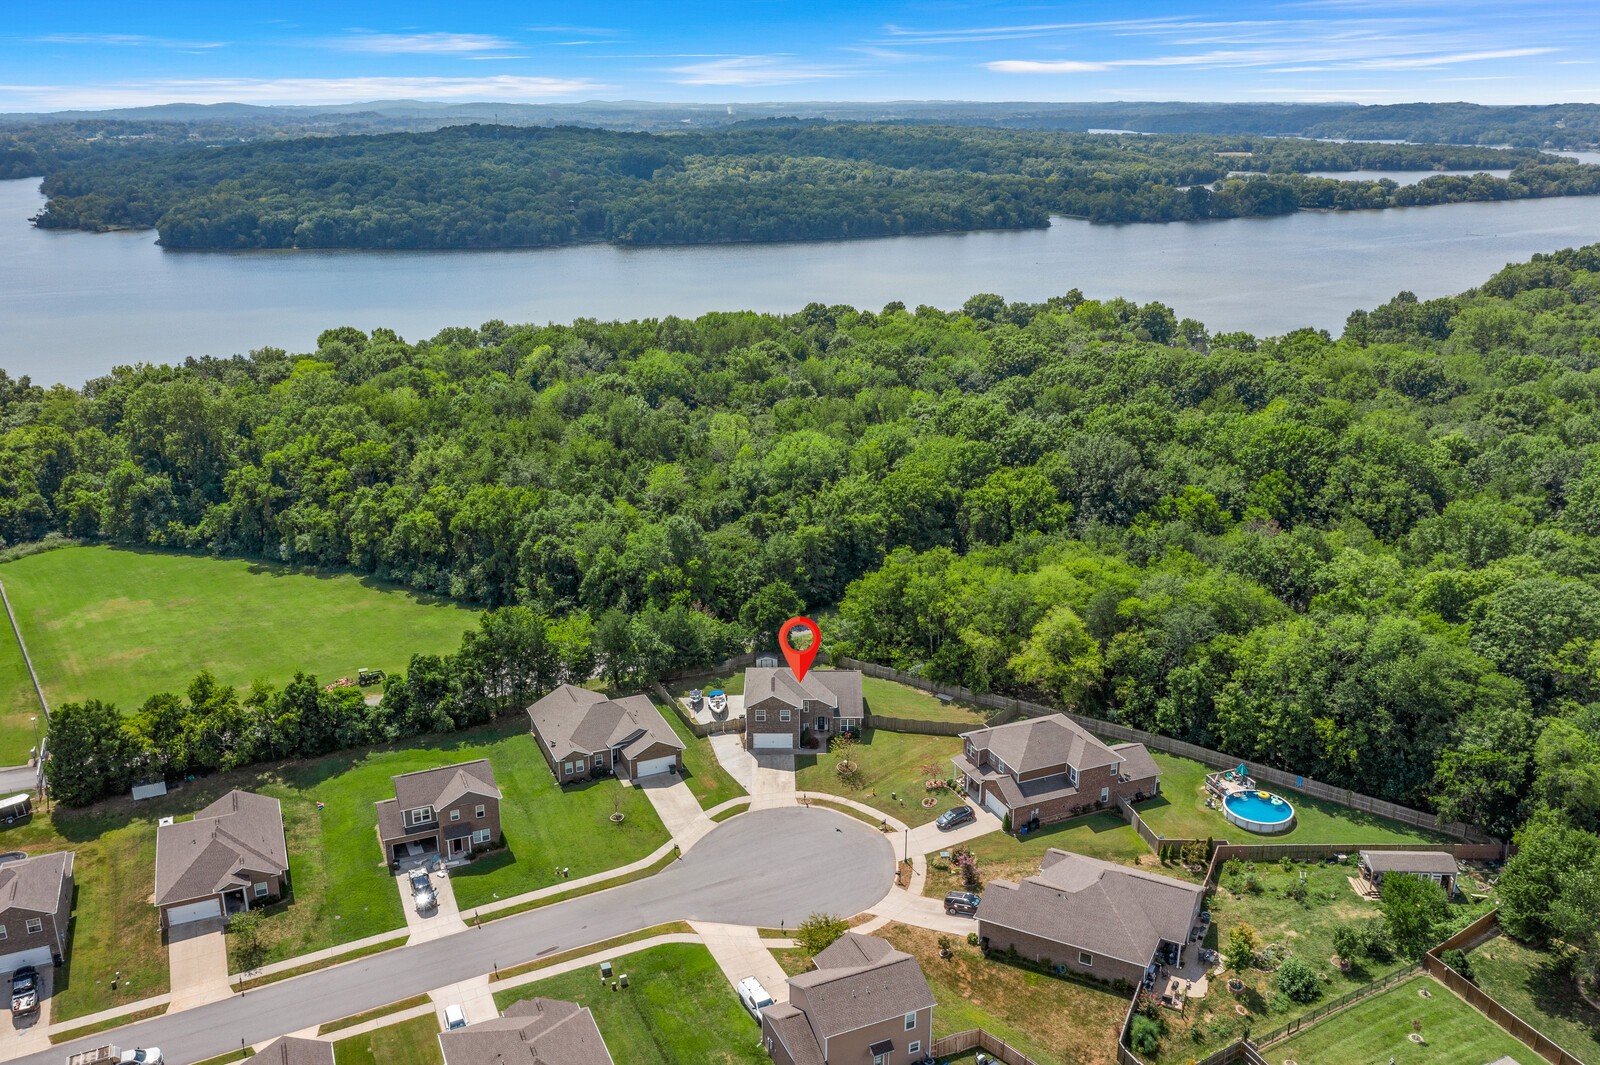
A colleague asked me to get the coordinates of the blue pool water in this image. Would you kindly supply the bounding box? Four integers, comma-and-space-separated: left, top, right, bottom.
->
1224, 791, 1295, 825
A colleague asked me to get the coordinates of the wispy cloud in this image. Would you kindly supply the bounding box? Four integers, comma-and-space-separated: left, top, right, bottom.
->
324, 32, 519, 55
987, 60, 1110, 73
30, 33, 227, 49
669, 56, 855, 86
0, 75, 610, 110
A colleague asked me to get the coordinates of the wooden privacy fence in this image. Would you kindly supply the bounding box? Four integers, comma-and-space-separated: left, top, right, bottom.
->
1424, 912, 1587, 1065
647, 680, 739, 739
1203, 840, 1508, 885
932, 1029, 1045, 1065
837, 657, 1493, 843
864, 713, 984, 736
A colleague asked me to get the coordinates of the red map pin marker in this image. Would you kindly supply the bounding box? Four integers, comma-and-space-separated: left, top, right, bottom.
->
779, 616, 822, 683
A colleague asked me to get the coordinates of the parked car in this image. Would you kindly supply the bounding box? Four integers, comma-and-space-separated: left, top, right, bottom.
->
443, 1004, 467, 1030
735, 976, 774, 1021
944, 890, 981, 916
410, 868, 437, 912
11, 965, 38, 1014
935, 804, 975, 829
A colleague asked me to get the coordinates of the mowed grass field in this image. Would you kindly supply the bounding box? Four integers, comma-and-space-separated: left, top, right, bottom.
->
1271, 975, 1527, 1064
0, 545, 478, 713
0, 617, 44, 764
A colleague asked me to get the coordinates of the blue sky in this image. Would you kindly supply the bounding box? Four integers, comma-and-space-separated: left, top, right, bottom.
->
2, 1, 1597, 112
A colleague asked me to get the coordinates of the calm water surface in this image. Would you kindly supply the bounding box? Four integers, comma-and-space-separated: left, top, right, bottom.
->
4, 176, 1600, 385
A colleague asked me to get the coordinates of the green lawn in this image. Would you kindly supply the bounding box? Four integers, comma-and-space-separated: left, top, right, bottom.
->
0, 545, 477, 713
922, 812, 1170, 899
1151, 859, 1491, 1062
858, 675, 996, 727
1271, 975, 1527, 1065
333, 1013, 442, 1065
1469, 933, 1600, 1065
652, 696, 746, 811
1135, 752, 1454, 846
493, 943, 766, 1065
0, 609, 44, 764
879, 922, 1127, 1065
795, 728, 964, 827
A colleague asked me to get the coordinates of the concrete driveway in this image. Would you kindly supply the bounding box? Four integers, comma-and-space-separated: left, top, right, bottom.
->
28, 808, 895, 1065
691, 922, 791, 1005
908, 804, 1004, 855
399, 866, 467, 943
6, 964, 52, 1056
710, 734, 756, 791
167, 918, 232, 1010
750, 754, 796, 810
637, 774, 714, 851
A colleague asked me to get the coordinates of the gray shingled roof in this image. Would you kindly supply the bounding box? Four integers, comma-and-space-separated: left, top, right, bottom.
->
787, 940, 935, 1041
1361, 850, 1458, 876
1109, 743, 1160, 784
155, 790, 288, 907
743, 668, 863, 718
393, 760, 501, 813
253, 1037, 334, 1065
812, 931, 895, 970
527, 686, 684, 763
439, 998, 614, 1065
0, 850, 72, 917
962, 714, 1122, 774
980, 849, 1204, 968
762, 1004, 824, 1065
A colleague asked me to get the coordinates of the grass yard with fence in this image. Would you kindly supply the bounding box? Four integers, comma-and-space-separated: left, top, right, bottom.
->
1269, 974, 1527, 1064
1468, 933, 1600, 1065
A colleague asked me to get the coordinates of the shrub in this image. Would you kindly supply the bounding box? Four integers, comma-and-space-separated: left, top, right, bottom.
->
1275, 956, 1321, 1003
966, 931, 979, 946
1279, 855, 1296, 872
1130, 1015, 1163, 1055
795, 912, 850, 956
1441, 948, 1476, 983
1228, 923, 1261, 971
1363, 922, 1396, 961
1003, 812, 1012, 833
1331, 925, 1362, 963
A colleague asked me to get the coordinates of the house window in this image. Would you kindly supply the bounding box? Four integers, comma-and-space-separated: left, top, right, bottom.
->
904, 1011, 917, 1030
1079, 951, 1094, 966
595, 754, 605, 769
754, 709, 766, 722
1100, 786, 1110, 803
471, 829, 491, 844
0, 926, 7, 940
908, 1042, 921, 1056
451, 809, 462, 821
405, 806, 435, 828
764, 1039, 772, 1052
25, 918, 43, 935
1067, 767, 1078, 786
476, 804, 487, 818
780, 709, 791, 722
254, 882, 269, 899
563, 761, 574, 774
873, 1053, 888, 1065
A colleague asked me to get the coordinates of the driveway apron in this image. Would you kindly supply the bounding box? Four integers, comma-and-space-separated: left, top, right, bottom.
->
690, 921, 792, 1005
637, 775, 715, 851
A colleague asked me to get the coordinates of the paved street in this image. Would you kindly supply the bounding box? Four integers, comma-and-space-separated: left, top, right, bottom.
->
0, 764, 39, 795
19, 807, 892, 1065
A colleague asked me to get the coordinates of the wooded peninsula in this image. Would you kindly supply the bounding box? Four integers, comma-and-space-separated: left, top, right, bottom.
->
24, 123, 1600, 249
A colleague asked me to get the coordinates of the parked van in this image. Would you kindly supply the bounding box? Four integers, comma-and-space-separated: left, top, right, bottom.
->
735, 976, 774, 1021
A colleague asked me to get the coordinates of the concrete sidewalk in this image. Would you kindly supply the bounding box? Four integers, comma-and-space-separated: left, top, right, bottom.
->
690, 922, 792, 1005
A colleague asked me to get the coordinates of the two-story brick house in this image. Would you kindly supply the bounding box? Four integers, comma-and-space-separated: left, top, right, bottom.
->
743, 667, 863, 751
761, 933, 935, 1065
375, 760, 502, 865
953, 714, 1160, 830
0, 850, 73, 972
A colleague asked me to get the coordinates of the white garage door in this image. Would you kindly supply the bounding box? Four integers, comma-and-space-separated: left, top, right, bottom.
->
165, 898, 222, 926
983, 789, 1010, 820
753, 732, 791, 750
0, 945, 54, 972
633, 756, 677, 779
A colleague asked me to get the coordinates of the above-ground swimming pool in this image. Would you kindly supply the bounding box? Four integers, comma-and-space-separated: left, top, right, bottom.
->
1223, 789, 1297, 835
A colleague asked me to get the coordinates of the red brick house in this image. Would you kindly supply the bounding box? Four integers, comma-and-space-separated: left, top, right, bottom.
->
743, 668, 863, 751
978, 849, 1204, 987
762, 933, 935, 1065
527, 684, 685, 783
0, 850, 73, 971
375, 760, 502, 865
154, 789, 289, 929
953, 714, 1160, 830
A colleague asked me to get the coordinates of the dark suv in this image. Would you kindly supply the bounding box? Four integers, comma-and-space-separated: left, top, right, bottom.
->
944, 891, 981, 916
935, 804, 975, 830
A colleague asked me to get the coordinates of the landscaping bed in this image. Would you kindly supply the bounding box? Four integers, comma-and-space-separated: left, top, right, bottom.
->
493, 942, 766, 1064
1468, 933, 1600, 1065
1270, 974, 1526, 1064
794, 728, 963, 827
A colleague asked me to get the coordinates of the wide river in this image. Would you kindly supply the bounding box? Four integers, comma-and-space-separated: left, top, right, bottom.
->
4, 159, 1600, 385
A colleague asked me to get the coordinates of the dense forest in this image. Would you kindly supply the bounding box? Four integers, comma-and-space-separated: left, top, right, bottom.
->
5, 244, 1600, 850
22, 123, 1599, 249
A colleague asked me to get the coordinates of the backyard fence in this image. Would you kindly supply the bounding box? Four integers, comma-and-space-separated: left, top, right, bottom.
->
1423, 911, 1587, 1065
647, 680, 739, 740
836, 657, 1493, 843
863, 713, 987, 736
1253, 963, 1424, 1047
931, 1029, 1045, 1065
659, 651, 765, 682
1202, 840, 1508, 887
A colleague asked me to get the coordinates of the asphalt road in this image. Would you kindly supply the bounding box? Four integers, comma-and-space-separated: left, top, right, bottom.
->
23, 806, 893, 1065
0, 764, 39, 795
